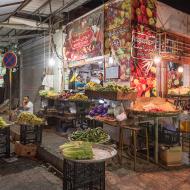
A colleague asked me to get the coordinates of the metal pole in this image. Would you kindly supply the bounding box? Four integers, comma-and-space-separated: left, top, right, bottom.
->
154, 117, 159, 163
9, 69, 12, 121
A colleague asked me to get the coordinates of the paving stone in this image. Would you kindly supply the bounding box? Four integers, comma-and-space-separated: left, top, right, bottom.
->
0, 158, 62, 190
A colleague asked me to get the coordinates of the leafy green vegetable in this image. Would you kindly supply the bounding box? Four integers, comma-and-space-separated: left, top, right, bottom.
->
70, 127, 109, 143
59, 141, 93, 160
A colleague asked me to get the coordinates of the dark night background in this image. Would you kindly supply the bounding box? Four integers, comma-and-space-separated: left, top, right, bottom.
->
159, 0, 190, 14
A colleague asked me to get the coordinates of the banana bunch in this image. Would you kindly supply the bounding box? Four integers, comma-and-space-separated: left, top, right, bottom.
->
0, 117, 8, 128
17, 112, 43, 125
47, 90, 58, 98
68, 94, 88, 101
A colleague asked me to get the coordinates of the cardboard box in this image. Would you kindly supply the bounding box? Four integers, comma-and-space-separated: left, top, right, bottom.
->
14, 141, 37, 158
160, 146, 182, 166
180, 121, 190, 132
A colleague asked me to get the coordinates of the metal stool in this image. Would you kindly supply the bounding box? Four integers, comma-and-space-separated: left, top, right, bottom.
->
120, 125, 149, 171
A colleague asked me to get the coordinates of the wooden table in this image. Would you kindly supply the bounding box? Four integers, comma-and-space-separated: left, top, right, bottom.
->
128, 110, 181, 164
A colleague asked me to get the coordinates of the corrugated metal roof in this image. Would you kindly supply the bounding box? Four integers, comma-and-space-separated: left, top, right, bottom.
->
39, 0, 64, 15
0, 4, 20, 15
0, 14, 11, 22
0, 0, 23, 6
21, 0, 48, 13
0, 28, 12, 35
21, 0, 64, 15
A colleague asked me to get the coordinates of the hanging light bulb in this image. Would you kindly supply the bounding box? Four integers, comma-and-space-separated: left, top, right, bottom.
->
153, 55, 162, 64
178, 66, 183, 73
49, 57, 55, 66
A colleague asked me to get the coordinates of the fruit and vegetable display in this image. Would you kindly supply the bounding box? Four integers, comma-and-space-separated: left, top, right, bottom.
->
168, 69, 183, 89
16, 112, 44, 125
58, 91, 72, 100
89, 105, 108, 117
132, 97, 180, 113
0, 117, 8, 128
85, 82, 102, 91
86, 82, 135, 93
59, 141, 93, 160
95, 115, 116, 123
68, 93, 88, 101
39, 90, 48, 97
168, 87, 190, 96
70, 128, 109, 144
39, 89, 58, 99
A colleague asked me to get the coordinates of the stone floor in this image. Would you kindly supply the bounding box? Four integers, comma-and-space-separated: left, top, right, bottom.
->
0, 158, 62, 190
4, 120, 190, 190
106, 168, 190, 190
0, 156, 190, 190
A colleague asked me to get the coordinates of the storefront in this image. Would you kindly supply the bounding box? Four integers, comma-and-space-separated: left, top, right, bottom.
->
1, 2, 190, 189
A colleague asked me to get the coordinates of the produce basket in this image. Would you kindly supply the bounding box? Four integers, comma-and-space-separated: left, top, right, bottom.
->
20, 124, 42, 145
0, 126, 10, 158
127, 109, 181, 117
63, 159, 105, 190
62, 143, 117, 163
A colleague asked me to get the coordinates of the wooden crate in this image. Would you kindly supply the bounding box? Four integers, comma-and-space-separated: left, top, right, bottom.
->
14, 141, 37, 158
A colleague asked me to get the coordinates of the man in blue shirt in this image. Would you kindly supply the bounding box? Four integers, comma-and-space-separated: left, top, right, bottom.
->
75, 75, 85, 89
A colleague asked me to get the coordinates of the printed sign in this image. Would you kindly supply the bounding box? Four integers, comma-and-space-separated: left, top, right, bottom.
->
131, 31, 156, 60
64, 8, 103, 63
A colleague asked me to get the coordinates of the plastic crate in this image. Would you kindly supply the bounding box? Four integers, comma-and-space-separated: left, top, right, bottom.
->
20, 125, 42, 145
159, 127, 180, 146
0, 127, 10, 158
63, 159, 105, 190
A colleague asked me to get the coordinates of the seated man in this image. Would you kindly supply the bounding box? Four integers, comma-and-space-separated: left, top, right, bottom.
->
10, 96, 33, 121
21, 96, 34, 113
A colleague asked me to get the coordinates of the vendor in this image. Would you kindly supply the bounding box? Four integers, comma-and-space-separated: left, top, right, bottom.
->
98, 73, 104, 86
75, 75, 85, 89
22, 96, 34, 113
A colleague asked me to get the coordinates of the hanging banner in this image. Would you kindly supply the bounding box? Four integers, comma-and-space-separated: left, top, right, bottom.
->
130, 25, 157, 97
131, 0, 157, 27
131, 30, 156, 60
64, 8, 104, 65
104, 0, 131, 81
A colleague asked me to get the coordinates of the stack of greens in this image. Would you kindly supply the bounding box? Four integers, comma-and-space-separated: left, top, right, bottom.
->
59, 141, 93, 160
70, 128, 109, 144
